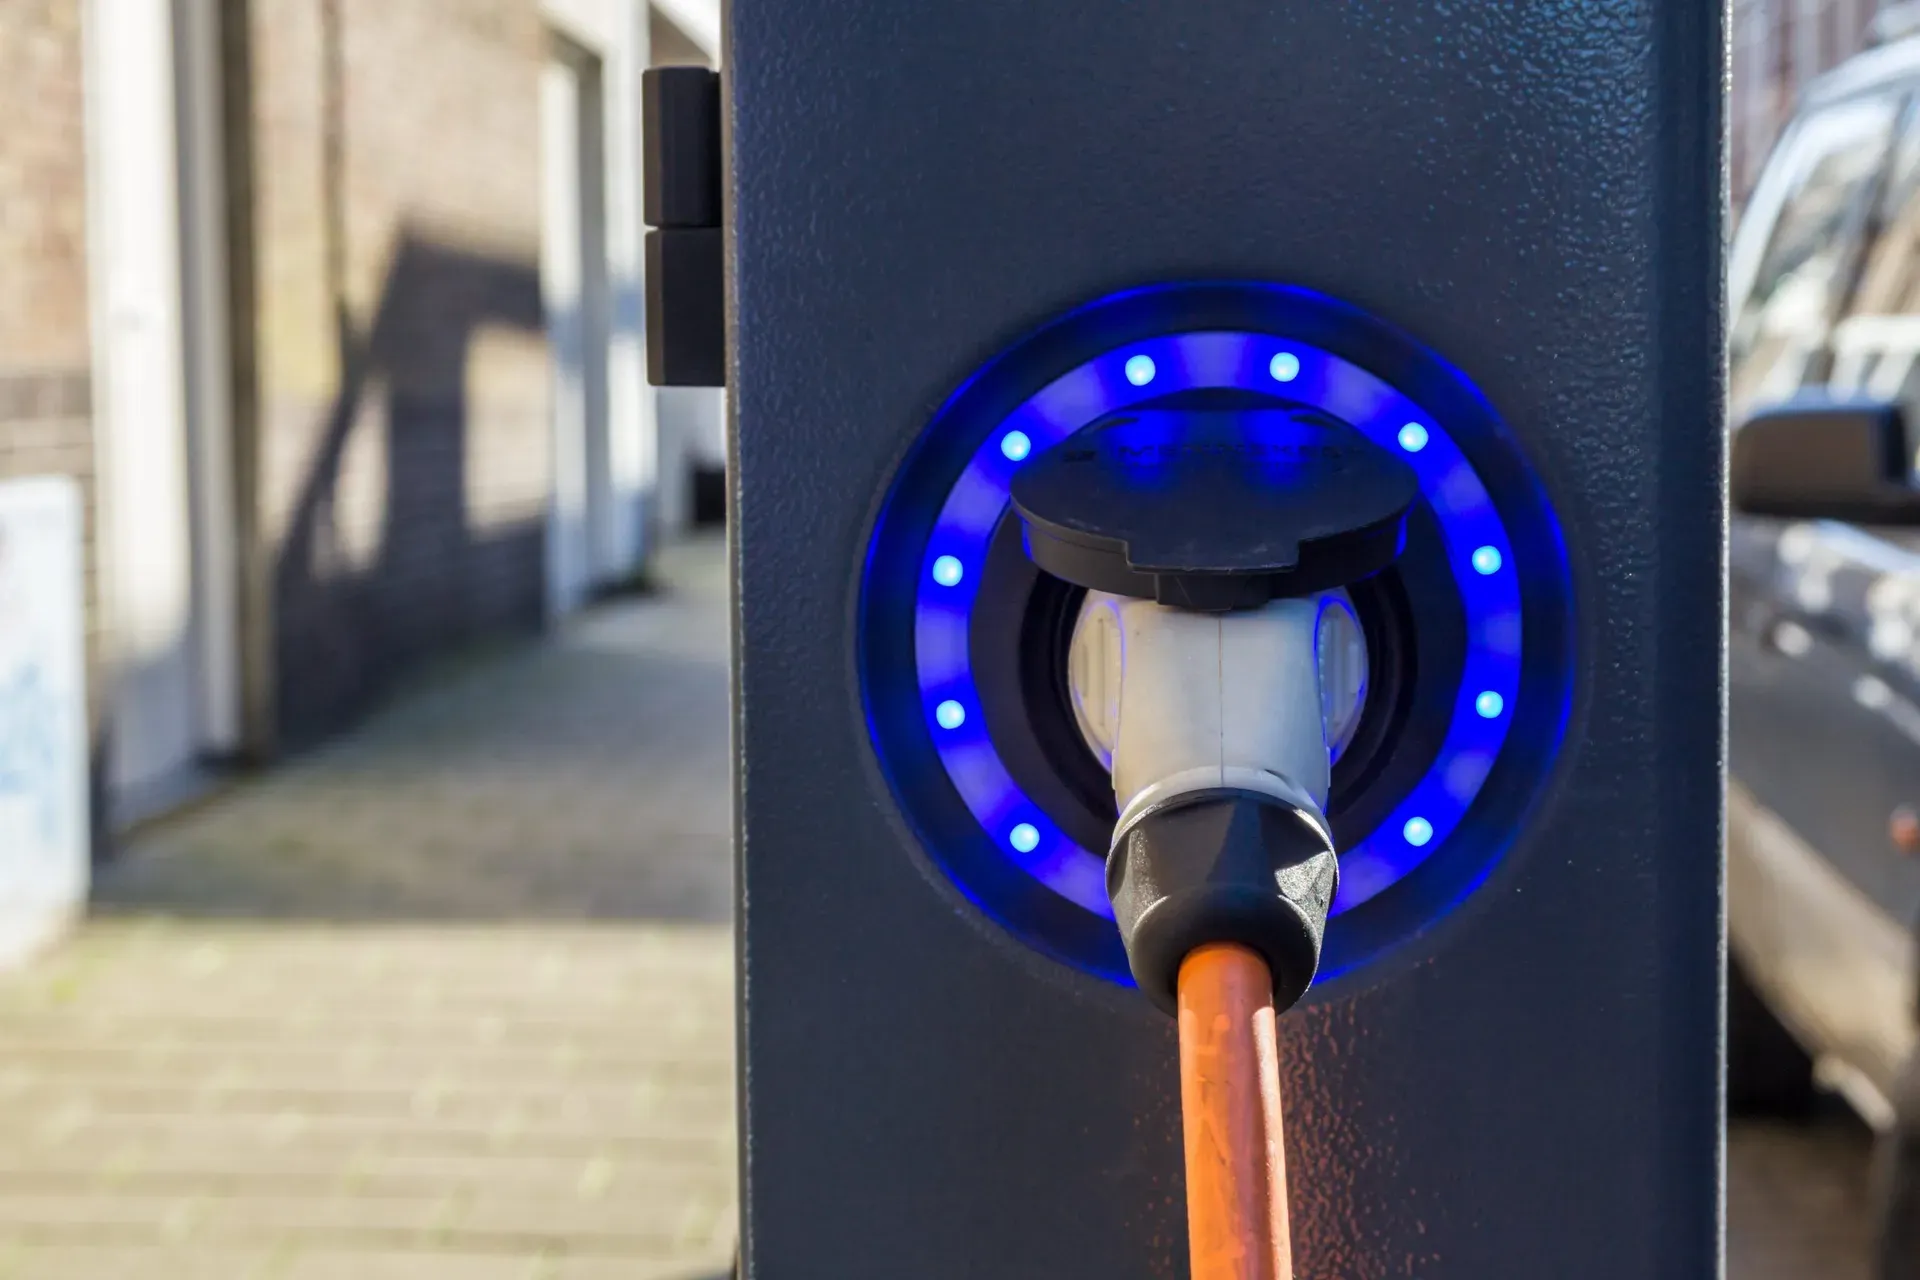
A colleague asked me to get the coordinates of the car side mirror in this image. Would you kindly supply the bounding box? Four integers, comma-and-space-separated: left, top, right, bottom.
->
1732, 396, 1920, 524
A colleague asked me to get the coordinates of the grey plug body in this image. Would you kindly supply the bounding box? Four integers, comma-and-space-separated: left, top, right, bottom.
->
1068, 591, 1347, 1013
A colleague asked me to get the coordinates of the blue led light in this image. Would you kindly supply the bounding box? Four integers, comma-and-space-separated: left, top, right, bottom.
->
904, 324, 1538, 931
935, 700, 966, 730
860, 282, 1578, 996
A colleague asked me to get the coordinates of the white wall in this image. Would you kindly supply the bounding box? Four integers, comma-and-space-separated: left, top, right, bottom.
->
0, 478, 89, 968
656, 387, 725, 532
652, 0, 719, 59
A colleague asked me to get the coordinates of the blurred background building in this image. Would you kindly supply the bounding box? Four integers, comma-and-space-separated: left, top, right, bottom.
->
0, 0, 1912, 845
0, 0, 725, 844
1, 0, 1906, 854
1735, 0, 1919, 199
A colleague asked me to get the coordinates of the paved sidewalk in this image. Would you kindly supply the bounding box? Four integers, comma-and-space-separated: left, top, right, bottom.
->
0, 527, 1888, 1276
0, 538, 735, 1280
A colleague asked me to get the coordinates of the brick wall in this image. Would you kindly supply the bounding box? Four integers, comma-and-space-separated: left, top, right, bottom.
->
0, 0, 99, 693
243, 0, 551, 745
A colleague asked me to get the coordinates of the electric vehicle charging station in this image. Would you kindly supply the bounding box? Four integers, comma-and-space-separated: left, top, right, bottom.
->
650, 3, 1727, 1275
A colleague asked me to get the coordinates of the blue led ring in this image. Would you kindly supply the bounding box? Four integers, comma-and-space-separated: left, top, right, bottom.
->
913, 331, 1522, 919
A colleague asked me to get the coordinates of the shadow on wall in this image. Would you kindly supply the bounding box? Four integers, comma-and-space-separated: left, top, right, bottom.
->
273, 229, 548, 749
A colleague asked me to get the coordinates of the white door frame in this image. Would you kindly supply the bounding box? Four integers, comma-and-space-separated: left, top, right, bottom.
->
82, 0, 241, 824
542, 0, 653, 618
542, 32, 613, 618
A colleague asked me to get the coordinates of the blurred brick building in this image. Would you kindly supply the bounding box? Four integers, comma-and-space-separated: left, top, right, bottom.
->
0, 0, 721, 840
1734, 0, 1914, 199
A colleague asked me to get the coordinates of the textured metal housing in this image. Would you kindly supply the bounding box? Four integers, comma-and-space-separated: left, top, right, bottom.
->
727, 3, 1727, 1275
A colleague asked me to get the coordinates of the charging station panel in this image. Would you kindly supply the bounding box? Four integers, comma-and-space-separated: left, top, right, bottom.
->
728, 5, 1725, 1276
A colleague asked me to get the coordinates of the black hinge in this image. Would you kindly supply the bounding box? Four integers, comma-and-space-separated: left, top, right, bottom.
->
643, 66, 724, 388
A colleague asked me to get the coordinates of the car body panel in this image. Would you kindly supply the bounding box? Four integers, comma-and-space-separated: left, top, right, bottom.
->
1729, 775, 1916, 1120
1729, 43, 1920, 1119
1733, 519, 1920, 926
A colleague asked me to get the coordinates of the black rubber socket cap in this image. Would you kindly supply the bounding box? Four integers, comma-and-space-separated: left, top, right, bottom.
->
1010, 407, 1418, 611
1111, 790, 1338, 1016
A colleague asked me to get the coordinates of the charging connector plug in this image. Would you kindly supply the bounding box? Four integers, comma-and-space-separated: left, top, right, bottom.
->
1012, 406, 1419, 1280
1012, 407, 1417, 1012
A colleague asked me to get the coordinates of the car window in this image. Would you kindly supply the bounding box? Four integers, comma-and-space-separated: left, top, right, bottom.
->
1831, 100, 1920, 408
1730, 94, 1900, 419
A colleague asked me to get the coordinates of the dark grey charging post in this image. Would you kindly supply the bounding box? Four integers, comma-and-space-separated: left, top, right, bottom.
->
691, 5, 1726, 1275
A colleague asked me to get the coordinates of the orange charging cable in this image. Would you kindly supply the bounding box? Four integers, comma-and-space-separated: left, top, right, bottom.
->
1177, 942, 1293, 1280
